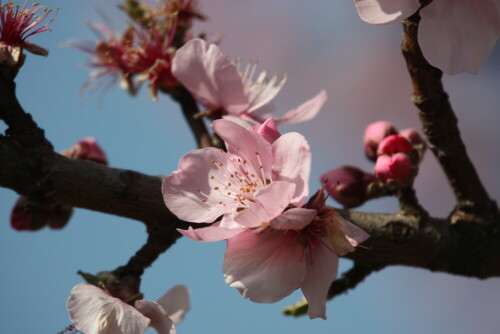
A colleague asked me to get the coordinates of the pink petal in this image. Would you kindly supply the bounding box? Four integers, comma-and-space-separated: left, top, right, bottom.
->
162, 147, 239, 223
172, 39, 249, 113
177, 222, 244, 242
246, 102, 276, 123
354, 0, 420, 24
223, 228, 307, 303
67, 283, 150, 334
270, 208, 317, 230
234, 181, 295, 228
335, 212, 370, 247
272, 132, 311, 207
252, 118, 281, 144
135, 300, 175, 334
156, 285, 190, 325
419, 0, 500, 74
275, 90, 328, 125
301, 239, 339, 320
212, 119, 274, 182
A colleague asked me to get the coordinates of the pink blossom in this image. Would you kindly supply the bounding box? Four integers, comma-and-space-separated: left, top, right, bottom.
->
252, 118, 281, 144
62, 137, 108, 165
377, 134, 414, 156
171, 38, 327, 125
321, 166, 376, 208
163, 119, 369, 319
67, 283, 189, 334
363, 121, 397, 161
0, 0, 57, 64
375, 153, 413, 183
353, 0, 500, 74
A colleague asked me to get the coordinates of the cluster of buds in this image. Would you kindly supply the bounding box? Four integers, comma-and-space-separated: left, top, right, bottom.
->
0, 0, 57, 67
321, 121, 426, 208
10, 138, 107, 231
72, 0, 205, 101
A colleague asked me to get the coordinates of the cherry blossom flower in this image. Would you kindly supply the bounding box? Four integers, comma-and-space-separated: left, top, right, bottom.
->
162, 119, 369, 319
353, 0, 500, 74
171, 38, 327, 125
0, 0, 57, 65
363, 121, 397, 161
67, 283, 190, 334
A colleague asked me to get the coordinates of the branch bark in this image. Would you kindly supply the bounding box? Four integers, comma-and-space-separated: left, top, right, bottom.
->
401, 14, 498, 223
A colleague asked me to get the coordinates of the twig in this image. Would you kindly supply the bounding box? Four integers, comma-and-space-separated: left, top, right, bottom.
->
170, 85, 213, 149
400, 14, 498, 223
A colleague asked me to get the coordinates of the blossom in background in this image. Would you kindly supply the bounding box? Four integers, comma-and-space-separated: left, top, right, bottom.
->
67, 283, 190, 334
172, 38, 327, 125
10, 138, 107, 231
354, 0, 500, 74
0, 0, 57, 65
162, 119, 369, 319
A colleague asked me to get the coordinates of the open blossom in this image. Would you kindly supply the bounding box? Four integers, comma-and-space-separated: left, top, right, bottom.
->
354, 0, 500, 74
67, 284, 190, 334
171, 38, 327, 125
0, 0, 57, 65
162, 119, 369, 319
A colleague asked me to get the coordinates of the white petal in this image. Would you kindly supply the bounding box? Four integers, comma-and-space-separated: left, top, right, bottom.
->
354, 0, 420, 24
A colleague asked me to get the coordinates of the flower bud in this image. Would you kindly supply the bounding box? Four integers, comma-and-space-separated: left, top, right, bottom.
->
321, 166, 376, 208
252, 118, 281, 144
10, 196, 73, 231
363, 121, 397, 161
377, 134, 414, 156
375, 153, 413, 185
63, 138, 108, 165
399, 128, 427, 162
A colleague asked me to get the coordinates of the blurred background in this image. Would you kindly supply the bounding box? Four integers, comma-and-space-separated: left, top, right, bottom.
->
1, 1, 499, 333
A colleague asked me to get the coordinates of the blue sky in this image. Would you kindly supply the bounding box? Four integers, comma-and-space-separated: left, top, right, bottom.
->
1, 1, 499, 333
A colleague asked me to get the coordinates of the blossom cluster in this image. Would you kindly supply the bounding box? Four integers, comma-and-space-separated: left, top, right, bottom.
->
321, 121, 426, 208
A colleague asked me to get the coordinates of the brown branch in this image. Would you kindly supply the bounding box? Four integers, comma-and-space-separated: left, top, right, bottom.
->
401, 14, 498, 223
170, 85, 213, 149
283, 262, 384, 317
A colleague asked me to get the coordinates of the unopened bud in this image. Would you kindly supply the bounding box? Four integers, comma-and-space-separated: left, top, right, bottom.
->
364, 121, 397, 161
377, 134, 414, 156
321, 166, 375, 208
375, 153, 413, 185
63, 138, 108, 165
252, 118, 281, 144
10, 196, 73, 231
399, 128, 427, 162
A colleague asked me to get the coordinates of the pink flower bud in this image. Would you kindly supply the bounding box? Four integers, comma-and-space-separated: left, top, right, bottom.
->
252, 118, 281, 144
10, 196, 73, 231
375, 153, 413, 184
399, 128, 427, 162
321, 166, 376, 208
377, 134, 414, 156
64, 138, 108, 165
364, 121, 397, 161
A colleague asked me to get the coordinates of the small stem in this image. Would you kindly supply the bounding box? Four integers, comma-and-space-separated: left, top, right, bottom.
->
170, 85, 212, 149
396, 186, 428, 220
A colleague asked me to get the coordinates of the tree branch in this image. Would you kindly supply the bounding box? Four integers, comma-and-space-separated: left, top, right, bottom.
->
400, 14, 498, 223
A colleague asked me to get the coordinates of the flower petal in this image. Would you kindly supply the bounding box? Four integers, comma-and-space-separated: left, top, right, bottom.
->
162, 147, 239, 223
67, 283, 150, 334
272, 132, 311, 206
213, 119, 274, 182
234, 181, 296, 228
419, 0, 500, 74
270, 208, 317, 230
301, 240, 339, 320
156, 285, 190, 325
354, 0, 420, 24
275, 90, 327, 125
177, 222, 244, 242
335, 212, 370, 248
172, 39, 249, 113
223, 228, 307, 303
135, 300, 175, 334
